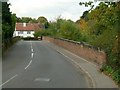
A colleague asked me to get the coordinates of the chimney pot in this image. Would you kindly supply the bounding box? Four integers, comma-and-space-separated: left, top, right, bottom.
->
23, 23, 26, 27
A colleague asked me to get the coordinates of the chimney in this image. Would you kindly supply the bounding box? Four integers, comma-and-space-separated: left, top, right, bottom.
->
23, 23, 26, 27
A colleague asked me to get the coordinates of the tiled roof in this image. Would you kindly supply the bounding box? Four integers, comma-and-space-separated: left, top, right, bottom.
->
16, 23, 43, 31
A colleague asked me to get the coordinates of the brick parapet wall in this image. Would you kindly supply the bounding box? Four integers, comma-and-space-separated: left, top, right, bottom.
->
43, 36, 106, 66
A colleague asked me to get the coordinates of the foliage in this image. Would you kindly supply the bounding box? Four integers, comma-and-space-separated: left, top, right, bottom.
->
16, 17, 38, 23
2, 2, 16, 40
42, 18, 85, 41
8, 0, 119, 84
2, 1, 17, 51
16, 16, 49, 29
78, 1, 120, 84
103, 65, 120, 83
37, 1, 120, 84
2, 0, 119, 84
37, 16, 49, 28
79, 1, 93, 7
58, 19, 81, 41
34, 30, 51, 38
34, 31, 43, 38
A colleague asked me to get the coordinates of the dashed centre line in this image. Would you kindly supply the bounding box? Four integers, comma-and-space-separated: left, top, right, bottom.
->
31, 53, 34, 58
24, 41, 34, 70
1, 41, 34, 88
25, 60, 32, 70
31, 49, 34, 52
30, 41, 34, 58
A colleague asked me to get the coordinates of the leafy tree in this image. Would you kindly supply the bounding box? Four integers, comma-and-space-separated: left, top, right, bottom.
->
37, 16, 49, 28
58, 20, 81, 41
2, 1, 17, 52
0, 1, 2, 35
2, 2, 12, 40
16, 17, 38, 23
16, 17, 22, 22
78, 1, 120, 84
29, 18, 38, 23
33, 3, 120, 83
20, 17, 32, 23
79, 1, 93, 7
11, 14, 17, 36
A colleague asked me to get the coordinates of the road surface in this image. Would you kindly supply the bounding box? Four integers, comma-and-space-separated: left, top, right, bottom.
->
2, 40, 90, 88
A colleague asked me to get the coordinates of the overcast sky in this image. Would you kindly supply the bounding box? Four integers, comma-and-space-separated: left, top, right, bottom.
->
9, 0, 98, 22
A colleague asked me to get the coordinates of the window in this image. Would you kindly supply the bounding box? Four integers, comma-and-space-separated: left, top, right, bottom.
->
27, 31, 31, 34
18, 31, 23, 34
18, 32, 20, 34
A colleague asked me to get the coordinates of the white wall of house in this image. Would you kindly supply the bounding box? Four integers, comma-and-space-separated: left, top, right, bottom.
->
14, 31, 35, 38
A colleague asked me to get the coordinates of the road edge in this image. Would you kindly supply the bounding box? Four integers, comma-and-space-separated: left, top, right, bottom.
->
55, 49, 96, 88
44, 41, 96, 88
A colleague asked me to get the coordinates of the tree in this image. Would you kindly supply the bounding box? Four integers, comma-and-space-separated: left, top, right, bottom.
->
29, 18, 38, 23
16, 17, 22, 22
2, 1, 18, 52
78, 1, 120, 83
37, 16, 49, 28
16, 17, 38, 23
21, 17, 32, 23
2, 2, 13, 40
11, 13, 17, 35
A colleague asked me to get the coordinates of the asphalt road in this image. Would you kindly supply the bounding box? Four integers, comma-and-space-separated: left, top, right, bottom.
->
2, 40, 89, 88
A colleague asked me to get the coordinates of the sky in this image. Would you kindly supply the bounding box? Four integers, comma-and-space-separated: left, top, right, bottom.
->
9, 0, 98, 22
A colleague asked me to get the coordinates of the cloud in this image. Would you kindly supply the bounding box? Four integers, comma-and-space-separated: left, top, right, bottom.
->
9, 0, 92, 21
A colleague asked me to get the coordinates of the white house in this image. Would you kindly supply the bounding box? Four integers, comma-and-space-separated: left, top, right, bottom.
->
13, 23, 43, 38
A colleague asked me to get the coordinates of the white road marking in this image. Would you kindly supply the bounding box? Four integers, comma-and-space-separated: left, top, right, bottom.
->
31, 53, 34, 58
0, 74, 18, 87
25, 60, 32, 70
51, 44, 97, 68
34, 78, 50, 82
31, 49, 34, 52
55, 49, 96, 88
63, 49, 98, 68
